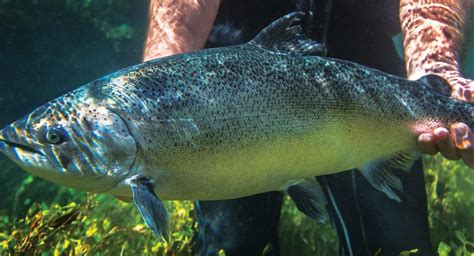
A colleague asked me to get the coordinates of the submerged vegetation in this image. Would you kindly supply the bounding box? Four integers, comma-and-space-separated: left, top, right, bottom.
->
0, 0, 473, 255
0, 163, 196, 255
0, 198, 196, 255
424, 156, 474, 255
0, 155, 472, 255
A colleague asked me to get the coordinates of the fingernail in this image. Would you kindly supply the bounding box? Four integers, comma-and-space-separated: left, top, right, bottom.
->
464, 89, 472, 102
454, 125, 472, 149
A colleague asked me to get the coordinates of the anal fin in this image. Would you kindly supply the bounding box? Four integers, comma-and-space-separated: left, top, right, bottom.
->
287, 178, 328, 223
358, 151, 421, 202
125, 174, 169, 242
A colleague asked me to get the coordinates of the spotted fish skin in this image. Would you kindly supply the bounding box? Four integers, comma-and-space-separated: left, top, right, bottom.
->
0, 13, 473, 201
100, 37, 471, 199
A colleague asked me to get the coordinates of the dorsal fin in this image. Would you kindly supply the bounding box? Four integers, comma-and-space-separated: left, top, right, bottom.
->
248, 12, 326, 55
417, 74, 452, 97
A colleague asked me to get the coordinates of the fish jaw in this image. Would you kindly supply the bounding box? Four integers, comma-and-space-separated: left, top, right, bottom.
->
0, 125, 54, 177
0, 125, 121, 193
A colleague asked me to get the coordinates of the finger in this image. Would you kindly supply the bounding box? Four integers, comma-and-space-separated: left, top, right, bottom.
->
417, 133, 439, 155
451, 79, 474, 102
435, 127, 460, 160
451, 123, 472, 149
452, 123, 474, 168
463, 81, 474, 103
463, 88, 472, 102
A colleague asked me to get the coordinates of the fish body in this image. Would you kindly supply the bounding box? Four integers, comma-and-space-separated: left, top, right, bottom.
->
105, 45, 464, 201
0, 13, 472, 237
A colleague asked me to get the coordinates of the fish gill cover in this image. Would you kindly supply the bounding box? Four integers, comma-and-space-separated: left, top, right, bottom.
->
0, 1, 472, 256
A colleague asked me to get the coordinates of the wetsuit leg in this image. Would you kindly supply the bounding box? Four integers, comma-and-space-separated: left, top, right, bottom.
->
314, 0, 434, 254
193, 2, 293, 255
193, 192, 284, 256
319, 161, 434, 256
195, 1, 435, 255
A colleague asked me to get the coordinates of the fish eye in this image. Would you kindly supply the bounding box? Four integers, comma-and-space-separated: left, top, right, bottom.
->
46, 127, 66, 145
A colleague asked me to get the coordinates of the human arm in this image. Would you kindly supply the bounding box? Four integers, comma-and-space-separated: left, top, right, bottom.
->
400, 0, 474, 167
143, 0, 220, 61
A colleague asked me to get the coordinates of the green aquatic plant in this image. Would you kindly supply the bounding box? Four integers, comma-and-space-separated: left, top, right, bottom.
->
0, 2, 469, 255
424, 155, 474, 255
0, 193, 196, 255
0, 0, 142, 55
65, 0, 136, 52
1, 155, 474, 255
279, 194, 339, 255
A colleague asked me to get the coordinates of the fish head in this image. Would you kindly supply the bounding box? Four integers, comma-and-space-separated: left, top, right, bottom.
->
0, 89, 137, 193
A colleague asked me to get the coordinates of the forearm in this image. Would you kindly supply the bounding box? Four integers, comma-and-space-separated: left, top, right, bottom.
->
400, 0, 471, 95
143, 0, 220, 61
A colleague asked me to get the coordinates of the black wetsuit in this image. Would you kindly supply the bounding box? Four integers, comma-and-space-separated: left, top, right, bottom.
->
194, 1, 434, 255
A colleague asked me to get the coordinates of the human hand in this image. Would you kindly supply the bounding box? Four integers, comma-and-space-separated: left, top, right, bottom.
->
418, 123, 474, 168
417, 76, 474, 168
399, 0, 474, 167
450, 76, 474, 102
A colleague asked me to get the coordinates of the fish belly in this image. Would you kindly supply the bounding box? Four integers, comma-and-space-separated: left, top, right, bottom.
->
151, 116, 414, 200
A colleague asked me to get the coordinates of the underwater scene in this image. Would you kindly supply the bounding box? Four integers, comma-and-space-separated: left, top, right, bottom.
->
0, 1, 473, 255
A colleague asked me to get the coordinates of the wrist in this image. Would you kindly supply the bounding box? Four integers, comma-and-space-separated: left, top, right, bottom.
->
143, 0, 220, 61
408, 62, 474, 101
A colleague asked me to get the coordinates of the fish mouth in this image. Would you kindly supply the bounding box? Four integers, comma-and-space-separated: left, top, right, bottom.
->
0, 128, 55, 180
0, 128, 46, 164
0, 138, 43, 155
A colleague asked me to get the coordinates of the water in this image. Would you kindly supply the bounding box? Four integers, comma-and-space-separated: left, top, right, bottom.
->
0, 1, 153, 254
0, 1, 472, 255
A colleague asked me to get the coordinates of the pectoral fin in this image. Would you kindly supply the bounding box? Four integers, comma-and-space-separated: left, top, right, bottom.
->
287, 178, 328, 223
358, 151, 421, 202
125, 174, 169, 242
